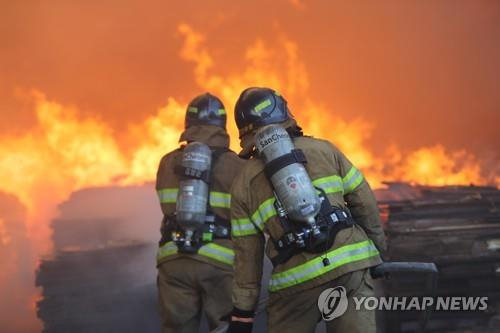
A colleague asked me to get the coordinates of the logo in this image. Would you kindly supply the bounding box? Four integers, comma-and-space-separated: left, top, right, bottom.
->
258, 132, 289, 150
317, 287, 488, 320
317, 286, 348, 321
286, 176, 298, 189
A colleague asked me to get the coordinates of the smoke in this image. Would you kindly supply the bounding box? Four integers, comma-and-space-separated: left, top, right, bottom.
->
0, 192, 41, 332
53, 184, 161, 250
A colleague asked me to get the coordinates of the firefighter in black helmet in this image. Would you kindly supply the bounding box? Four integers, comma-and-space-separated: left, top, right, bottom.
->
156, 93, 245, 333
185, 93, 227, 129
227, 87, 385, 333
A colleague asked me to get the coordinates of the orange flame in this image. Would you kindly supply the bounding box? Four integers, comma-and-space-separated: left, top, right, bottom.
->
393, 145, 484, 186
0, 24, 495, 241
0, 23, 496, 253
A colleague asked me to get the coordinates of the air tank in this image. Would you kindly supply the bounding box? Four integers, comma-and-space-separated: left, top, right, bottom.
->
176, 142, 212, 235
255, 124, 321, 226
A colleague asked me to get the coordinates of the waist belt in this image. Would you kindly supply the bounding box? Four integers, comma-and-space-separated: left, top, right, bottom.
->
200, 217, 231, 241
271, 208, 355, 266
159, 214, 231, 252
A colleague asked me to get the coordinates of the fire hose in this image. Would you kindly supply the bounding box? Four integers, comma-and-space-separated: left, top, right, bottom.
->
210, 262, 438, 333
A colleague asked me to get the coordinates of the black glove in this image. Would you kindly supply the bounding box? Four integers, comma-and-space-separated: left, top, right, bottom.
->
228, 320, 253, 333
226, 307, 254, 333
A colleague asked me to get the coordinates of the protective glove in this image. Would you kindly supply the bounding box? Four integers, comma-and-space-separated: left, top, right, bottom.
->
225, 307, 254, 333
228, 320, 253, 333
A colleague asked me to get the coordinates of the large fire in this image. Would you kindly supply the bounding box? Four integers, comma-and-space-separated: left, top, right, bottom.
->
0, 23, 497, 331
1, 22, 496, 252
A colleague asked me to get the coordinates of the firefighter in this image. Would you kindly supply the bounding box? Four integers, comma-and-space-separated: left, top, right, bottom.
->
156, 93, 245, 333
227, 87, 386, 333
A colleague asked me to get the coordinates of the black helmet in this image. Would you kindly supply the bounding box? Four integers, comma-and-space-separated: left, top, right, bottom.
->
235, 87, 292, 137
185, 93, 227, 129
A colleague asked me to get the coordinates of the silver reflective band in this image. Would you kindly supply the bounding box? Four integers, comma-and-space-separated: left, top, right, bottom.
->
342, 167, 364, 194
157, 188, 178, 204
209, 192, 231, 208
269, 240, 379, 291
157, 241, 177, 259
251, 198, 277, 230
198, 243, 234, 265
312, 175, 343, 194
231, 218, 258, 237
157, 241, 234, 266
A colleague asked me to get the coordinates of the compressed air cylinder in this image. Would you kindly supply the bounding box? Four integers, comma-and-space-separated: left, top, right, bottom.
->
255, 124, 321, 225
176, 142, 212, 230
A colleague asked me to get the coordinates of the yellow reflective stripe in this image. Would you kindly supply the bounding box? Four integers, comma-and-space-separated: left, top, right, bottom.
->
156, 241, 234, 266
269, 240, 379, 292
312, 175, 343, 194
188, 107, 198, 113
209, 191, 231, 208
251, 197, 277, 230
231, 218, 258, 237
157, 241, 178, 261
158, 189, 230, 207
157, 188, 178, 204
231, 197, 276, 237
254, 99, 272, 113
198, 243, 234, 265
217, 108, 226, 115
343, 167, 364, 194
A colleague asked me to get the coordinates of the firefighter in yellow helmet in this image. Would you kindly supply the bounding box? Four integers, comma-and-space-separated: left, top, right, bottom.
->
156, 93, 245, 333
227, 87, 386, 333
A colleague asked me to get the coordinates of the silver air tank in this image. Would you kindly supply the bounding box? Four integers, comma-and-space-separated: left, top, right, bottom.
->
255, 124, 321, 227
176, 142, 212, 241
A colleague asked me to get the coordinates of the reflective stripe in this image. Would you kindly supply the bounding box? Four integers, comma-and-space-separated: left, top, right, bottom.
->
231, 167, 362, 237
312, 175, 343, 194
188, 106, 198, 113
254, 99, 272, 113
158, 188, 232, 247
217, 108, 226, 115
157, 188, 178, 204
343, 167, 364, 194
231, 197, 277, 237
269, 240, 379, 292
209, 191, 231, 208
198, 243, 234, 265
231, 218, 259, 237
158, 189, 231, 207
157, 241, 178, 260
157, 241, 234, 266
251, 198, 277, 230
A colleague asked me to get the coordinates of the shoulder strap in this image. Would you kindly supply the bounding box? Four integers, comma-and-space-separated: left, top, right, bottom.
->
286, 125, 304, 138
264, 149, 307, 179
205, 147, 229, 213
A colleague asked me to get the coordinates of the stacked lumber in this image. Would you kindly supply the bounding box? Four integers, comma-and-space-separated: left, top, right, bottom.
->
379, 183, 500, 333
36, 242, 160, 333
35, 185, 162, 333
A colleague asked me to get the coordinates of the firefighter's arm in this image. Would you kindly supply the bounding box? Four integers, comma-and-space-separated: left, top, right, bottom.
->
335, 148, 387, 252
230, 176, 266, 322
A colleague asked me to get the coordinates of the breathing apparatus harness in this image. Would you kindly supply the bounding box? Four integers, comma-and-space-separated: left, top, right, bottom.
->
160, 146, 231, 254
264, 128, 355, 266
